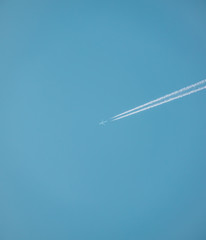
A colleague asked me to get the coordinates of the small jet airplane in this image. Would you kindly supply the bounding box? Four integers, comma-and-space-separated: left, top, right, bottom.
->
99, 120, 107, 126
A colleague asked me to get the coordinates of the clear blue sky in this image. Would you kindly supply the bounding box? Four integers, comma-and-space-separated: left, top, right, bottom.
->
1, 1, 206, 239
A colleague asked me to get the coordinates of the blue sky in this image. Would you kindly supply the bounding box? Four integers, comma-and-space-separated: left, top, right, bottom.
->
1, 1, 206, 239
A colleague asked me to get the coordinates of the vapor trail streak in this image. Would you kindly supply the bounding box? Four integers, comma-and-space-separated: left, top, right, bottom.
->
112, 84, 206, 121
112, 79, 206, 119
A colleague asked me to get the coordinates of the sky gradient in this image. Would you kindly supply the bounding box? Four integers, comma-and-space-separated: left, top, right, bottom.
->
1, 1, 206, 239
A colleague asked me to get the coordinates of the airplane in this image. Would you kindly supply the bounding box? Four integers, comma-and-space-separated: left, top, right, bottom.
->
99, 120, 107, 126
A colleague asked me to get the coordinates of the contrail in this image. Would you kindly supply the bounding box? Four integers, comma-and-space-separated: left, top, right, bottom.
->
112, 79, 206, 119
111, 79, 206, 121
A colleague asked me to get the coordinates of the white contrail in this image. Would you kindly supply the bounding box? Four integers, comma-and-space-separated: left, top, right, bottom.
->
112, 79, 206, 119
112, 84, 206, 121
